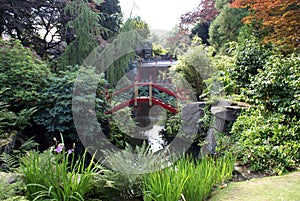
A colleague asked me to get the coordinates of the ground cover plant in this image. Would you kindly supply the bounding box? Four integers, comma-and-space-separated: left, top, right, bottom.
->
0, 176, 27, 201
230, 108, 300, 175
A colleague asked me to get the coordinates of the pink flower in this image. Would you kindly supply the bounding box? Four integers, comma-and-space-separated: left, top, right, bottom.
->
67, 149, 74, 154
55, 143, 64, 153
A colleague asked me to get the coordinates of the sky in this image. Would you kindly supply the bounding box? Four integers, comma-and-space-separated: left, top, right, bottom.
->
118, 0, 200, 31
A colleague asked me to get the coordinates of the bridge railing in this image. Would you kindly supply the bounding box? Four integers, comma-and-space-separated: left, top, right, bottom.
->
106, 81, 190, 114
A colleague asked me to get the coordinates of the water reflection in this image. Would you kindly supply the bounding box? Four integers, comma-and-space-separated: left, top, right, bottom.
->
143, 125, 165, 152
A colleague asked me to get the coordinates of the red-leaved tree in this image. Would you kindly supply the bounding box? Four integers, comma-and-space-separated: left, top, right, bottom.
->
231, 0, 300, 51
180, 0, 219, 26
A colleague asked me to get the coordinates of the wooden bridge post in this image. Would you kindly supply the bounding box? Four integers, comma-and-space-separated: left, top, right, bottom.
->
149, 76, 153, 106
134, 80, 138, 106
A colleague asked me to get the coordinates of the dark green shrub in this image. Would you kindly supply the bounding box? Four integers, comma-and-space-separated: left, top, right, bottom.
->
34, 66, 109, 141
0, 101, 35, 139
230, 26, 271, 90
0, 39, 50, 112
231, 107, 300, 175
247, 53, 300, 118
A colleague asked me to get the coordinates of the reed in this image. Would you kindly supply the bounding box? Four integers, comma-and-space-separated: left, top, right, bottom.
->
20, 149, 99, 201
143, 153, 235, 201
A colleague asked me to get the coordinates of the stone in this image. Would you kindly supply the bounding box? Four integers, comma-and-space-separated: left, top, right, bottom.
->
211, 102, 249, 133
182, 102, 206, 136
0, 172, 22, 184
0, 133, 17, 155
201, 128, 217, 156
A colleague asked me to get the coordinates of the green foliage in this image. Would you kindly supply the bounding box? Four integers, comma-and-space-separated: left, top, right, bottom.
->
1, 137, 39, 172
20, 146, 99, 201
143, 154, 235, 201
214, 132, 234, 157
0, 103, 36, 139
34, 66, 109, 141
152, 44, 168, 56
107, 120, 130, 149
164, 112, 181, 137
230, 26, 272, 90
122, 16, 150, 38
247, 53, 300, 117
208, 3, 248, 53
0, 177, 27, 201
0, 39, 50, 112
203, 52, 238, 98
191, 22, 210, 45
97, 0, 122, 40
102, 143, 170, 199
106, 16, 150, 87
176, 42, 215, 99
231, 108, 300, 175
143, 163, 188, 201
60, 0, 105, 68
164, 103, 213, 148
106, 54, 133, 87
0, 152, 19, 171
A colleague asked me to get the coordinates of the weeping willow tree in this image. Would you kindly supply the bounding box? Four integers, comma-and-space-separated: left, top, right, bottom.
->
106, 16, 150, 87
59, 0, 105, 69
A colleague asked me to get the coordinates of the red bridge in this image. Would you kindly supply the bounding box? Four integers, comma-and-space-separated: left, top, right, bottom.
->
107, 61, 190, 114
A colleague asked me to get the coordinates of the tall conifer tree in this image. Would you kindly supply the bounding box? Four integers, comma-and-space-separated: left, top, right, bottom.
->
60, 0, 104, 69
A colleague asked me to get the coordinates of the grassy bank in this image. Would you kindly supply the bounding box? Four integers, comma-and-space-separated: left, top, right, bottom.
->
209, 171, 300, 201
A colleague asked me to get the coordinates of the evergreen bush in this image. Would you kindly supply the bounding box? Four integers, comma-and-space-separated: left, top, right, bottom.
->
0, 39, 50, 112
231, 108, 300, 175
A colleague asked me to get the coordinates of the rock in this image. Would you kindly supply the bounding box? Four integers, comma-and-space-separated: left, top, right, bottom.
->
182, 102, 206, 136
0, 132, 17, 155
211, 106, 239, 122
0, 172, 23, 184
211, 102, 249, 133
201, 128, 217, 156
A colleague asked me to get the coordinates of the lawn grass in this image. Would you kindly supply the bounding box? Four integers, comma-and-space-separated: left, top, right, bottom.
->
209, 171, 300, 201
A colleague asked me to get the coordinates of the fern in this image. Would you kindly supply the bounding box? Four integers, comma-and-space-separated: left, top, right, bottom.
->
101, 142, 171, 199
0, 137, 39, 172
0, 153, 19, 172
13, 137, 39, 156
103, 142, 170, 174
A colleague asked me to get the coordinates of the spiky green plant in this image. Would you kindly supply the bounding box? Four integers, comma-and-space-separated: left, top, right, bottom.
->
180, 157, 216, 201
20, 148, 99, 201
214, 152, 236, 185
143, 153, 235, 201
143, 166, 189, 201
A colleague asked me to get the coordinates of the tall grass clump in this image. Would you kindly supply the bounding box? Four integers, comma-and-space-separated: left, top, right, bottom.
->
180, 157, 216, 201
143, 153, 235, 201
214, 152, 236, 185
19, 142, 99, 201
143, 166, 188, 201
